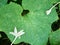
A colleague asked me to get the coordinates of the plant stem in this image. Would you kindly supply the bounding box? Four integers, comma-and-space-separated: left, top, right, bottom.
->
50, 2, 60, 10
11, 36, 17, 45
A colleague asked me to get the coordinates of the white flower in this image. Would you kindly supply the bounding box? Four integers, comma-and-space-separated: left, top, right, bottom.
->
10, 27, 25, 45
46, 9, 51, 15
46, 2, 60, 15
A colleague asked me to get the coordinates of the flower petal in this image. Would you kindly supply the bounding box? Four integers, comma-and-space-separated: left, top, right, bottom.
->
10, 32, 16, 36
14, 27, 17, 33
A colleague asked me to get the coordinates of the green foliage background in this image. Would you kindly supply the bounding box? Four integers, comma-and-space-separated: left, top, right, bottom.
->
0, 0, 60, 45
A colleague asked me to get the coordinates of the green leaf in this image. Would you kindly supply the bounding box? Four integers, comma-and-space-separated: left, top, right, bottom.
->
0, 0, 7, 7
22, 0, 58, 45
22, 0, 59, 11
0, 0, 59, 45
0, 2, 23, 44
50, 29, 60, 45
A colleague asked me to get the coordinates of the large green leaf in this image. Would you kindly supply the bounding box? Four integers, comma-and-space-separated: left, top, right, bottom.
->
22, 0, 58, 45
50, 29, 60, 45
0, 0, 7, 7
0, 0, 59, 45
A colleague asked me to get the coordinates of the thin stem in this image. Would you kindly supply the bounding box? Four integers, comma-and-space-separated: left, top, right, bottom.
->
50, 2, 60, 10
46, 2, 60, 15
11, 36, 17, 45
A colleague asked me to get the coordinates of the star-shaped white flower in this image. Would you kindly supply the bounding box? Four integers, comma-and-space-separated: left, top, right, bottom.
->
10, 27, 25, 45
46, 2, 60, 15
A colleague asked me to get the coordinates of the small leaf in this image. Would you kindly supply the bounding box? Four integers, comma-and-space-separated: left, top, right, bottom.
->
50, 29, 60, 45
